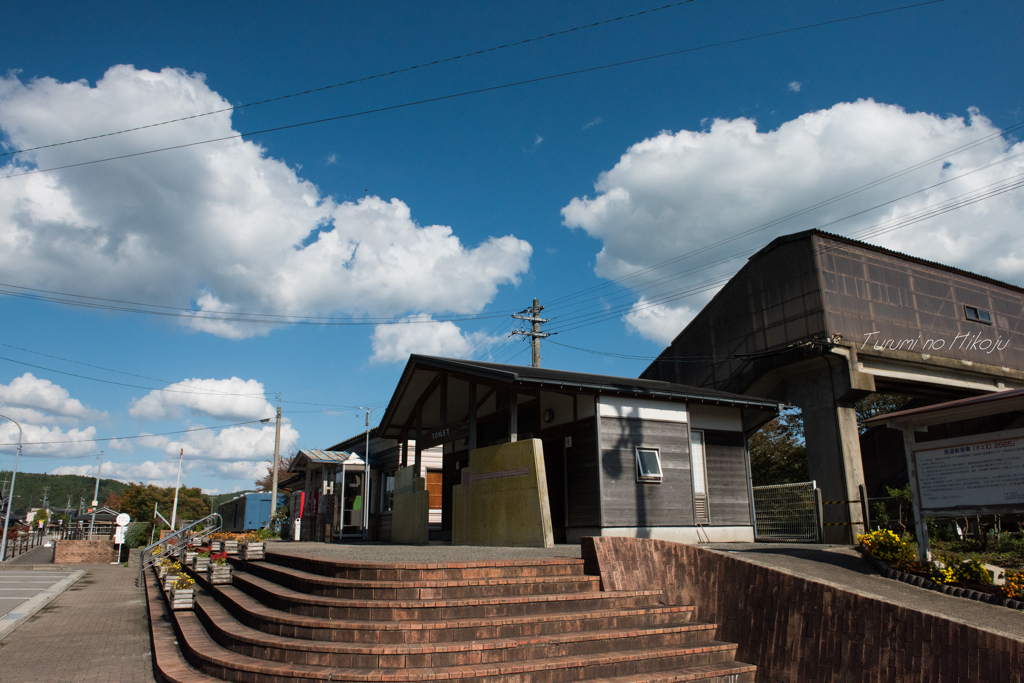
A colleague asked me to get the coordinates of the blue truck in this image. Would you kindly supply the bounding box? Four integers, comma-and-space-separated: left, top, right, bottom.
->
218, 492, 287, 532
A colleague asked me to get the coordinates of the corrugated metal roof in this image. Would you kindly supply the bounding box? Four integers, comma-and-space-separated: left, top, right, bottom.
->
296, 449, 365, 465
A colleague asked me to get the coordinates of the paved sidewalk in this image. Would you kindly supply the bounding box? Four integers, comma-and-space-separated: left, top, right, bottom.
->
706, 543, 1024, 642
0, 564, 156, 683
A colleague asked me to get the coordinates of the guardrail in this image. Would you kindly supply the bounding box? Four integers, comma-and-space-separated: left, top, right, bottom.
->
137, 513, 221, 587
1, 531, 43, 561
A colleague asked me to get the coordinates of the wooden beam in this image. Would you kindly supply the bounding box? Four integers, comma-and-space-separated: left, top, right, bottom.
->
414, 406, 423, 477
468, 381, 477, 452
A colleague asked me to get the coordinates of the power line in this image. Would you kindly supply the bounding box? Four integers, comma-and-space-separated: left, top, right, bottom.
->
0, 1, 700, 160
1, 1, 943, 182
545, 154, 1024, 326
0, 419, 270, 447
0, 282, 512, 325
545, 126, 1024, 312
546, 172, 1024, 335
0, 352, 389, 410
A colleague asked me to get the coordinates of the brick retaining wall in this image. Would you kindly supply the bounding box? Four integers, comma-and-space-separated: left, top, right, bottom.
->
582, 536, 1023, 682
53, 539, 119, 564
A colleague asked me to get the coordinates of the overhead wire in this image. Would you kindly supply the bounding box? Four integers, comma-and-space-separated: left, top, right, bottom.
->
0, 283, 513, 325
0, 418, 271, 447
545, 170, 1024, 335
0, 1, 943, 182
0, 1, 701, 160
544, 137, 1024, 318
0, 350, 390, 409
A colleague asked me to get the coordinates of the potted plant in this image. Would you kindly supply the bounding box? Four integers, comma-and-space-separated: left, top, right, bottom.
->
162, 561, 185, 593
169, 575, 195, 610
207, 552, 232, 585
238, 531, 265, 561
223, 535, 239, 555
194, 549, 212, 572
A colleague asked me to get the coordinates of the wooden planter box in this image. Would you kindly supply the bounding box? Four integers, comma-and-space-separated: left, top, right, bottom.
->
182, 551, 197, 566
194, 556, 211, 572
223, 540, 238, 555
162, 574, 180, 593
207, 564, 232, 585
169, 587, 194, 610
209, 541, 223, 553
239, 542, 265, 561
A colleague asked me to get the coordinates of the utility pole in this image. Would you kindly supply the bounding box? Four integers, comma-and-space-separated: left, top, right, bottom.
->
356, 407, 373, 540
512, 298, 551, 368
170, 448, 184, 531
269, 395, 283, 519
89, 451, 104, 540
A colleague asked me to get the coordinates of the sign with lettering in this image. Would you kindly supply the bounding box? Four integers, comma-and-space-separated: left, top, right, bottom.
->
418, 423, 470, 449
911, 427, 1024, 516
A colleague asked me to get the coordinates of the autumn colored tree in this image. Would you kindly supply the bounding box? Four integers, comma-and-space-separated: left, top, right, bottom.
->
255, 452, 298, 492
119, 483, 211, 532
855, 394, 911, 432
103, 491, 123, 510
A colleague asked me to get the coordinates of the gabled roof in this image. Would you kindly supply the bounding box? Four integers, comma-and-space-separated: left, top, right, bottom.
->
378, 355, 781, 438
293, 449, 365, 469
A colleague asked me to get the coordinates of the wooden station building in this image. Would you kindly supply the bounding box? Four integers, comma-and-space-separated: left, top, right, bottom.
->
375, 355, 781, 544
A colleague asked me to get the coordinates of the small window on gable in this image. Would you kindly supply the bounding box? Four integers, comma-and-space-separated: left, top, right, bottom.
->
635, 448, 663, 483
965, 306, 992, 324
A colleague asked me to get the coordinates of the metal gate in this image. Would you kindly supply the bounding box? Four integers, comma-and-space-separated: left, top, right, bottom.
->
752, 481, 819, 542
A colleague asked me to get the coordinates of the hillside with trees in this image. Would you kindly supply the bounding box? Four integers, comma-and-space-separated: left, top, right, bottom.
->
0, 471, 127, 515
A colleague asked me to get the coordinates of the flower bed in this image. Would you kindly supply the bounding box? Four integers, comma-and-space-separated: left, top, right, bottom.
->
858, 529, 1023, 609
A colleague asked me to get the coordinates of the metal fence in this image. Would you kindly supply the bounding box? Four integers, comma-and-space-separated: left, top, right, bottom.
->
752, 481, 819, 542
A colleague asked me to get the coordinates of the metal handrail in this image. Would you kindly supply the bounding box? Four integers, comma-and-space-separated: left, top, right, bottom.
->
137, 513, 221, 586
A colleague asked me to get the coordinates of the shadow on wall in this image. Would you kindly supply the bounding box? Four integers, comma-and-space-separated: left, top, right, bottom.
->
603, 417, 651, 538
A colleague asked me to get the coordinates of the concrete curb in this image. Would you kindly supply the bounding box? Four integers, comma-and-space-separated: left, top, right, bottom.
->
0, 569, 86, 642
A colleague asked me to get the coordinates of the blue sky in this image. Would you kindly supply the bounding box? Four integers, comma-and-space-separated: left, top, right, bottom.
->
0, 0, 1022, 494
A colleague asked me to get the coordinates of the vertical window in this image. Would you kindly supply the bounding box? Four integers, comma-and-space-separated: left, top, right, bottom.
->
635, 447, 663, 482
690, 430, 709, 523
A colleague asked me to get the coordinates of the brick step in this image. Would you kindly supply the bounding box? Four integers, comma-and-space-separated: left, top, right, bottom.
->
585, 665, 757, 683
265, 551, 587, 581
173, 604, 748, 683
233, 557, 601, 599
208, 578, 695, 644
144, 571, 235, 683
232, 570, 663, 621
195, 590, 718, 668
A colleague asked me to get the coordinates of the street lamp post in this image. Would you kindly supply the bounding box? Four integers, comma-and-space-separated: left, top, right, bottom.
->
0, 414, 23, 562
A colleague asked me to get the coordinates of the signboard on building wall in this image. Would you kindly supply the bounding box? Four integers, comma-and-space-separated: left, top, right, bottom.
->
911, 427, 1024, 516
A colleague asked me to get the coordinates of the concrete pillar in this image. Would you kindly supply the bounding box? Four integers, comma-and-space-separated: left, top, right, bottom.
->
785, 354, 870, 544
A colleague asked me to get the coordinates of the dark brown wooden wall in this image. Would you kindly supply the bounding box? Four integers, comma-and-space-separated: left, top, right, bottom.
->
702, 429, 752, 525
598, 417, 694, 528
559, 417, 601, 528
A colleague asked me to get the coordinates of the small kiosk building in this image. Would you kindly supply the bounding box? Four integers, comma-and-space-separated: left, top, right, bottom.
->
376, 356, 781, 544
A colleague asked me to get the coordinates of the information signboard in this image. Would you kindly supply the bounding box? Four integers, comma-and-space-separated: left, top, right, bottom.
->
911, 427, 1024, 516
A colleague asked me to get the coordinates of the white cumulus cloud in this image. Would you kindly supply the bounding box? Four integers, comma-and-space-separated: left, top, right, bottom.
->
0, 372, 105, 424
562, 99, 1024, 344
0, 66, 531, 341
788, 81, 802, 92
370, 314, 499, 364
137, 419, 298, 463
129, 377, 274, 422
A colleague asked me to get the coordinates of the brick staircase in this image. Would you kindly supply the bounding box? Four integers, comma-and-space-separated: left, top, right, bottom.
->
146, 549, 757, 683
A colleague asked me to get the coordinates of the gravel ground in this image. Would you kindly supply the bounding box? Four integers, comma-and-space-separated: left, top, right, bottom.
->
264, 540, 582, 562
